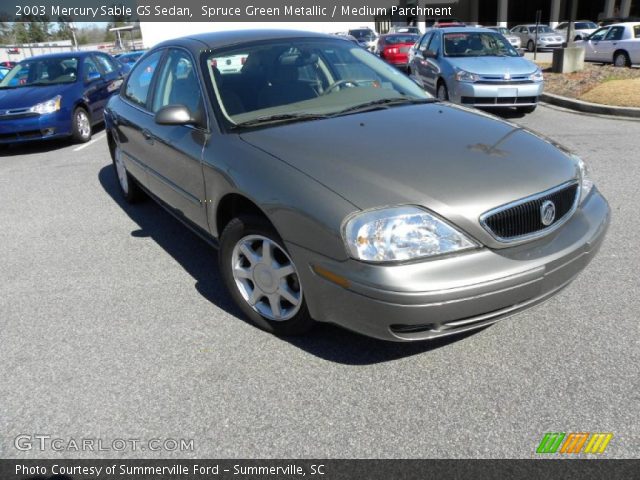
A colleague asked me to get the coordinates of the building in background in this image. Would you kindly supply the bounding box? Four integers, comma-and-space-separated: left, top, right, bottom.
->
137, 0, 639, 46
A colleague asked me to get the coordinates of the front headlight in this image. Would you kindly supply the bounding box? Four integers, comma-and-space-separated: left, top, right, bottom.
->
575, 156, 594, 204
30, 95, 62, 115
528, 68, 544, 82
455, 69, 480, 83
343, 206, 478, 262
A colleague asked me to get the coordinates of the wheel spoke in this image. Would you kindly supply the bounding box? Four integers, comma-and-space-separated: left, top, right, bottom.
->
268, 294, 282, 318
261, 240, 273, 266
233, 266, 252, 279
275, 264, 295, 279
240, 244, 259, 266
247, 287, 261, 306
279, 285, 300, 307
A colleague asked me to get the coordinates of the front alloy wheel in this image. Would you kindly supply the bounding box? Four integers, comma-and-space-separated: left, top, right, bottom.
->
71, 107, 91, 143
220, 215, 314, 336
231, 235, 302, 321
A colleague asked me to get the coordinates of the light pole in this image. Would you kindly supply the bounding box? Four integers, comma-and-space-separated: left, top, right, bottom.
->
69, 22, 78, 51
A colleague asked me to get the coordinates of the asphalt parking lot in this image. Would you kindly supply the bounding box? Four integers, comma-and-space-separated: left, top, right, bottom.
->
0, 104, 638, 459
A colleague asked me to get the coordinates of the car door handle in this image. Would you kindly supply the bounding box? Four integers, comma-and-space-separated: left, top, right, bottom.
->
142, 129, 154, 144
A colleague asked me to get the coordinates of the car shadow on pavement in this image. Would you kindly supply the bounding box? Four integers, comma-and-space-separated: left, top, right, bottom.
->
99, 166, 486, 365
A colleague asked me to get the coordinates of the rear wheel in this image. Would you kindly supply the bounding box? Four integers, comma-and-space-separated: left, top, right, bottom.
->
109, 134, 144, 203
219, 215, 314, 336
613, 51, 631, 68
71, 107, 92, 143
527, 40, 535, 52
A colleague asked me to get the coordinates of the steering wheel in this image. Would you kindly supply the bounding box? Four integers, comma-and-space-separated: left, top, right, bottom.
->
322, 79, 360, 95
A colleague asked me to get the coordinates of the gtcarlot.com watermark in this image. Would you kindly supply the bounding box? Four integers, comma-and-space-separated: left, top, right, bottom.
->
15, 434, 194, 452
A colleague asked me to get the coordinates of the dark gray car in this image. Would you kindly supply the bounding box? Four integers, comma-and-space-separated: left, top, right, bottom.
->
104, 30, 609, 342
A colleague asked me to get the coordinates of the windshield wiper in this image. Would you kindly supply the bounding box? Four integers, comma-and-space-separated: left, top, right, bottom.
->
332, 97, 436, 116
231, 112, 331, 129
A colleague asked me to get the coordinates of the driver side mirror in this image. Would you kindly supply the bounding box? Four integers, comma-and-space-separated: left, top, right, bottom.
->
154, 104, 196, 126
423, 49, 438, 58
85, 71, 101, 83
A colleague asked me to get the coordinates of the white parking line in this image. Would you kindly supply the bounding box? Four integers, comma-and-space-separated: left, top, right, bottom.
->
73, 132, 106, 152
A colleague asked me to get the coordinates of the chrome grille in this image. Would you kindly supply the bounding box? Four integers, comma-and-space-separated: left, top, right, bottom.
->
481, 181, 579, 242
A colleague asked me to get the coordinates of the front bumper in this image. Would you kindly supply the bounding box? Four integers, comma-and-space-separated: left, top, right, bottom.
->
0, 109, 72, 144
288, 189, 610, 342
451, 80, 544, 107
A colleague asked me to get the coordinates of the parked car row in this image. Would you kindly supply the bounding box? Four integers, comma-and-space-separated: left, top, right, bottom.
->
101, 30, 609, 342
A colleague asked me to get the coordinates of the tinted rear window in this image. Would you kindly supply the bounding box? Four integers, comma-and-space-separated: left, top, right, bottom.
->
384, 35, 419, 45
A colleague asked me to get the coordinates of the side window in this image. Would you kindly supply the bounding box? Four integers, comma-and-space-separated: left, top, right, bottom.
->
123, 50, 163, 108
82, 56, 100, 81
151, 49, 203, 122
427, 33, 440, 52
418, 32, 432, 50
605, 26, 624, 41
590, 27, 609, 41
634, 25, 640, 38
95, 54, 117, 74
557, 23, 566, 30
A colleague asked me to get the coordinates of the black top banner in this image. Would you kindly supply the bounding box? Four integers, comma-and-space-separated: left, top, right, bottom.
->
3, 0, 459, 22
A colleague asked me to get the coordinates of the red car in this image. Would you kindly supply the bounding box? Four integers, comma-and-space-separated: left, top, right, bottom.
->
0, 61, 17, 69
376, 33, 419, 71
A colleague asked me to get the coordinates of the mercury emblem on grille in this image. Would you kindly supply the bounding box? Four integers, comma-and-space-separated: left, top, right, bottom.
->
540, 200, 556, 226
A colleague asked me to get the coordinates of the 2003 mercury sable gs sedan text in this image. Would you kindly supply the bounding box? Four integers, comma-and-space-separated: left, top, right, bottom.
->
104, 30, 610, 342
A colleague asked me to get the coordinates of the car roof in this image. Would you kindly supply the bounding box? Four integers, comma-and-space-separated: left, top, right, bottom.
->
156, 29, 334, 51
607, 21, 640, 27
436, 27, 502, 33
17, 50, 98, 62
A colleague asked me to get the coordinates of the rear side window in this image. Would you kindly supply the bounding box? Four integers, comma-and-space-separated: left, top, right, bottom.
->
123, 50, 163, 108
635, 25, 640, 38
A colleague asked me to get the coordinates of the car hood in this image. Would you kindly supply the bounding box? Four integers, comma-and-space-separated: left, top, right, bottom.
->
0, 83, 76, 109
538, 32, 563, 39
240, 103, 578, 246
445, 56, 537, 75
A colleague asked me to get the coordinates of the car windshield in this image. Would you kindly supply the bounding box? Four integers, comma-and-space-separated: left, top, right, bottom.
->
532, 26, 554, 33
443, 32, 518, 57
349, 29, 376, 41
491, 27, 510, 35
0, 57, 79, 88
384, 34, 419, 45
575, 22, 597, 29
203, 38, 431, 127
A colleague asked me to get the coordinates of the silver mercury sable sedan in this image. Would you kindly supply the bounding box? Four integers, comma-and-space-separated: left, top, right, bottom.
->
104, 30, 610, 342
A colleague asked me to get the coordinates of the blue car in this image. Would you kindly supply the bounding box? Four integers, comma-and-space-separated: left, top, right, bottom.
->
0, 50, 127, 145
114, 50, 147, 73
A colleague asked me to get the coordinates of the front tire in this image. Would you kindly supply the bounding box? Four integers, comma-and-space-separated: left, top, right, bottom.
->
527, 40, 535, 52
71, 107, 92, 143
219, 215, 314, 336
436, 82, 449, 101
518, 105, 537, 114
